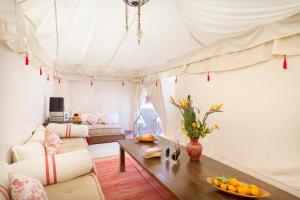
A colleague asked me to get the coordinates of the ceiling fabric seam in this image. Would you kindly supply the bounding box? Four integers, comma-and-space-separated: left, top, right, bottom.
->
17, 0, 28, 5
58, 1, 81, 53
107, 13, 138, 67
53, 0, 59, 76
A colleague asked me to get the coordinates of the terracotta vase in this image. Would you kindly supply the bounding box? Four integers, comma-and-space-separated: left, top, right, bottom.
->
186, 138, 202, 161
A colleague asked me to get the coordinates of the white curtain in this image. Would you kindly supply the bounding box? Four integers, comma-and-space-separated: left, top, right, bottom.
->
144, 82, 172, 138
130, 83, 146, 130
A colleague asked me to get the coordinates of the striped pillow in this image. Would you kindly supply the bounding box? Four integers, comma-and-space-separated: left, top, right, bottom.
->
10, 150, 93, 186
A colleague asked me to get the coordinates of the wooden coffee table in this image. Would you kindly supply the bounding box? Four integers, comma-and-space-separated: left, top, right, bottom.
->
118, 138, 298, 200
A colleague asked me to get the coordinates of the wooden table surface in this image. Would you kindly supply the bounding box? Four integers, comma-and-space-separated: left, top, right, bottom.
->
118, 138, 299, 200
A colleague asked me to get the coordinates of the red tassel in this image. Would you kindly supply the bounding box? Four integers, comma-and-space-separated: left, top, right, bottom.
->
58, 78, 61, 84
47, 74, 50, 81
25, 53, 29, 65
283, 55, 287, 70
122, 81, 125, 86
207, 71, 211, 82
40, 66, 43, 76
90, 80, 93, 86
175, 75, 178, 84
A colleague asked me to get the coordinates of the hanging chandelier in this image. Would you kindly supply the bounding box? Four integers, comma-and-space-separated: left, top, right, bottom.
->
124, 0, 150, 44
123, 0, 150, 7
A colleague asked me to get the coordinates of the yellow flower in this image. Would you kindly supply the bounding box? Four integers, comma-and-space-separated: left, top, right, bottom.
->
179, 99, 187, 108
213, 124, 220, 129
192, 122, 197, 129
210, 102, 224, 111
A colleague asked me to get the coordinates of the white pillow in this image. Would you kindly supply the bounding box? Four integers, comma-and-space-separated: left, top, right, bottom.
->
86, 114, 98, 125
96, 113, 109, 124
80, 113, 92, 122
46, 123, 88, 138
10, 172, 47, 200
10, 149, 93, 186
0, 162, 12, 200
28, 125, 46, 144
12, 143, 45, 163
107, 113, 119, 124
12, 125, 46, 162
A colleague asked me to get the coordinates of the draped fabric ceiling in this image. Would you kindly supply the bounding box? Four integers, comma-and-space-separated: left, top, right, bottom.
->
1, 0, 300, 81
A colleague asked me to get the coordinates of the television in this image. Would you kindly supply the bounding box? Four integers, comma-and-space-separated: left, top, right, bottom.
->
49, 97, 64, 112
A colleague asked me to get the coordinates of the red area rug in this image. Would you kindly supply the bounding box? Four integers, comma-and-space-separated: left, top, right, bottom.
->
94, 156, 175, 200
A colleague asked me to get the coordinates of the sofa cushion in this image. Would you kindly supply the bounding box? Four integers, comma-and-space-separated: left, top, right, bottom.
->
0, 162, 12, 200
44, 174, 104, 200
10, 172, 47, 200
61, 138, 88, 153
28, 125, 46, 144
12, 142, 45, 162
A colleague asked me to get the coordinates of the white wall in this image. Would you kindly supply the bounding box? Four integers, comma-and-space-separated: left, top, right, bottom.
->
67, 81, 135, 130
164, 56, 300, 196
0, 42, 69, 163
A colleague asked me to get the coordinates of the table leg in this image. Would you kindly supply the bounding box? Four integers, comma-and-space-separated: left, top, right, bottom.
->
120, 147, 125, 172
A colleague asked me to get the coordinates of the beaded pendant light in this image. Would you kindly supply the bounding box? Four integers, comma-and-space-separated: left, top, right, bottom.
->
124, 0, 150, 44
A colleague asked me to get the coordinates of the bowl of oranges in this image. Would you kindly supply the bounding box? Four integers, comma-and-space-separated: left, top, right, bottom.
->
207, 176, 270, 198
135, 135, 158, 142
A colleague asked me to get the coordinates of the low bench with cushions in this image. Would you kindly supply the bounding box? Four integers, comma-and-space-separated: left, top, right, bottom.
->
0, 124, 105, 200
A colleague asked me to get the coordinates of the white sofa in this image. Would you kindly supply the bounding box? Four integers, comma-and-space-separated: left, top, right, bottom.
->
4, 124, 105, 200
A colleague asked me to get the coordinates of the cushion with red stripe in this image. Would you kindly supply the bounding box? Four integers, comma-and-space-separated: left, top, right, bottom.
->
10, 149, 93, 186
47, 123, 88, 138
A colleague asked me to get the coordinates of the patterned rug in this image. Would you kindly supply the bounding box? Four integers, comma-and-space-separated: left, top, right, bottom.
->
94, 156, 176, 200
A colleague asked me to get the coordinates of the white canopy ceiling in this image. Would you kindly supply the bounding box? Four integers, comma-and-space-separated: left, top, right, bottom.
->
1, 0, 300, 79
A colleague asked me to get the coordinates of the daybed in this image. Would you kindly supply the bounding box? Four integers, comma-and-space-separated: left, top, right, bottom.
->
86, 123, 125, 144
81, 112, 126, 144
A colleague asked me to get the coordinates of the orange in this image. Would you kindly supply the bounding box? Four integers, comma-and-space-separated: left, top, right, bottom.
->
249, 184, 257, 189
237, 186, 250, 195
228, 185, 237, 193
212, 178, 220, 187
229, 178, 239, 187
220, 183, 228, 190
250, 187, 261, 196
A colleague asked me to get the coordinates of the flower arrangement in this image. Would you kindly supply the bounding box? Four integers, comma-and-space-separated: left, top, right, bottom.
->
170, 95, 224, 139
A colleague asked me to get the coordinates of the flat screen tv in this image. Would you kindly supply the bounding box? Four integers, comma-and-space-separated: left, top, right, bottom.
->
49, 97, 64, 112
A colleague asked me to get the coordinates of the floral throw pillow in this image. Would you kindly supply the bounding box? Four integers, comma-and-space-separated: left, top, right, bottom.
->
10, 172, 48, 200
86, 114, 98, 125
44, 129, 62, 155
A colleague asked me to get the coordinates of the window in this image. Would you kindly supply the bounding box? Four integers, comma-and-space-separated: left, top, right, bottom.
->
135, 95, 163, 136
